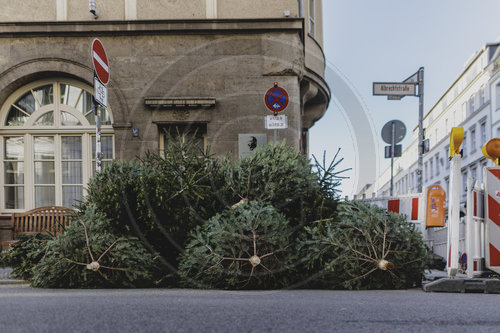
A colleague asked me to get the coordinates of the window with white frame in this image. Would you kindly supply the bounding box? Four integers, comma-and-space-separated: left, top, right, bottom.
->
480, 121, 486, 146
470, 127, 476, 152
468, 95, 475, 115
462, 169, 468, 194
496, 83, 500, 110
462, 135, 467, 157
445, 145, 450, 169
435, 154, 440, 176
471, 165, 477, 182
480, 85, 486, 105
430, 159, 434, 179
481, 160, 487, 182
308, 0, 315, 37
0, 79, 114, 211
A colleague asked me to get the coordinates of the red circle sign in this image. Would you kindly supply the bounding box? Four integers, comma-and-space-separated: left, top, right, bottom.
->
91, 38, 110, 85
264, 84, 289, 113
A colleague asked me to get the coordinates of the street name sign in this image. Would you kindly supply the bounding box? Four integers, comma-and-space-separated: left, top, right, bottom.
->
265, 115, 288, 129
373, 82, 416, 96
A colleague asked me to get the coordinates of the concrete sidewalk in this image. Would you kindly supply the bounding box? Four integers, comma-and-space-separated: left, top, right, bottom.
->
0, 267, 29, 285
423, 269, 500, 293
423, 269, 466, 282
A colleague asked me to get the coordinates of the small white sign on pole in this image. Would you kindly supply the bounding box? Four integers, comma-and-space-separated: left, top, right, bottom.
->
265, 115, 288, 129
94, 77, 108, 107
373, 82, 417, 96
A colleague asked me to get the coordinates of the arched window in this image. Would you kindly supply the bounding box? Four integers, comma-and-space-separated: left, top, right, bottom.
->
0, 79, 114, 211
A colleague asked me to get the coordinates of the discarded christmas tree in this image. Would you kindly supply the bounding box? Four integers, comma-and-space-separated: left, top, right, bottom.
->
178, 201, 296, 289
224, 143, 321, 228
0, 233, 52, 281
81, 134, 227, 276
301, 201, 429, 289
31, 205, 158, 288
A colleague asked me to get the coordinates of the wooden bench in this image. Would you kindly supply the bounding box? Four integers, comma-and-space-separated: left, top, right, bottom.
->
0, 206, 74, 248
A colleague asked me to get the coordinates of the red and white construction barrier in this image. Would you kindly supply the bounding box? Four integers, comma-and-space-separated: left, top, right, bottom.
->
358, 194, 425, 233
484, 167, 500, 275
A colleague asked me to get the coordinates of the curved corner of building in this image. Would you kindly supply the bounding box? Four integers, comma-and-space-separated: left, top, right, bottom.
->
301, 33, 330, 131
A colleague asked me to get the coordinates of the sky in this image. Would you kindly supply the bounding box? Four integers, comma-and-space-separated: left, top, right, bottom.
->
309, 0, 500, 198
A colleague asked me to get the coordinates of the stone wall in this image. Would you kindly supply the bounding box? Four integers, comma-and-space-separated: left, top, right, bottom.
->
0, 20, 313, 161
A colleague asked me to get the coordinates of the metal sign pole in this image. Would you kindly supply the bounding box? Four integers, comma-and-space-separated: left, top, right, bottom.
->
96, 103, 102, 173
417, 67, 424, 193
390, 121, 395, 196
91, 39, 109, 174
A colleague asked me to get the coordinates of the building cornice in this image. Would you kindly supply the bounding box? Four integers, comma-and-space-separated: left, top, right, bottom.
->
0, 18, 304, 37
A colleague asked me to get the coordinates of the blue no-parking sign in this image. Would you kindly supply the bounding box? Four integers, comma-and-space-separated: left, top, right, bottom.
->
264, 83, 289, 114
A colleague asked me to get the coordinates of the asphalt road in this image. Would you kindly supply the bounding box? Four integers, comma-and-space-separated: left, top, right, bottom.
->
0, 286, 498, 332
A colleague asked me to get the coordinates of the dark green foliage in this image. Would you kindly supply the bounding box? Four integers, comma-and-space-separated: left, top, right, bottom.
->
2, 138, 355, 289
305, 149, 351, 224
0, 234, 52, 281
31, 205, 158, 288
312, 149, 351, 200
178, 201, 295, 289
224, 143, 321, 228
81, 161, 144, 235
82, 135, 227, 273
301, 201, 429, 290
138, 137, 228, 240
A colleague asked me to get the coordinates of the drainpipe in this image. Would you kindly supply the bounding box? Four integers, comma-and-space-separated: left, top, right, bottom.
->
298, 0, 303, 17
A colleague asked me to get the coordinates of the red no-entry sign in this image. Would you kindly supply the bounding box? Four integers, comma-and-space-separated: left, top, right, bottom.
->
91, 38, 110, 85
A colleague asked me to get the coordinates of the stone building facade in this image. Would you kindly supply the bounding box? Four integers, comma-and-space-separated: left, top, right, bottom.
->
0, 0, 329, 214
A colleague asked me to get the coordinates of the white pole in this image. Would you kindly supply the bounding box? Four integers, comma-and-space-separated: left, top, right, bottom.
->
447, 154, 461, 278
96, 105, 102, 173
473, 180, 484, 276
419, 188, 427, 236
466, 177, 474, 278
390, 121, 395, 196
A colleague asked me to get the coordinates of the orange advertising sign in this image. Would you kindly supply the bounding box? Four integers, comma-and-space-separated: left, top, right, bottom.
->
426, 185, 446, 228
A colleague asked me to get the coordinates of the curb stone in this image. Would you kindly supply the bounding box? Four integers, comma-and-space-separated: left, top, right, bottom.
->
423, 278, 500, 294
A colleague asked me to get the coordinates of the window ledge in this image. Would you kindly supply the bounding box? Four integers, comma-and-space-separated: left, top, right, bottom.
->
113, 122, 132, 129
145, 97, 216, 109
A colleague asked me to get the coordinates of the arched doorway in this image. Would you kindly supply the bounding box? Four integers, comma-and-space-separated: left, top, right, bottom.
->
0, 78, 114, 211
